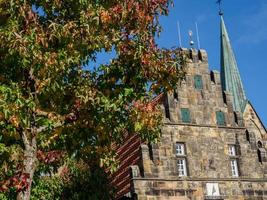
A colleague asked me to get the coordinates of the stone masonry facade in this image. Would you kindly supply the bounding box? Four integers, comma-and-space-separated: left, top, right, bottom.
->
126, 49, 267, 200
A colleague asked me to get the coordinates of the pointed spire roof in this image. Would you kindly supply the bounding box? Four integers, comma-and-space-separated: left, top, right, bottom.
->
220, 15, 247, 113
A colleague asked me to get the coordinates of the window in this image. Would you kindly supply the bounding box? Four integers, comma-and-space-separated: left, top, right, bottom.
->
175, 143, 185, 156
234, 112, 238, 124
229, 145, 239, 177
175, 142, 187, 177
216, 111, 226, 126
222, 92, 227, 104
165, 107, 170, 119
148, 143, 153, 160
245, 130, 250, 142
230, 159, 239, 177
174, 91, 178, 101
258, 141, 263, 148
194, 75, 203, 89
177, 159, 187, 177
210, 71, 215, 83
257, 141, 266, 164
181, 108, 191, 123
257, 149, 262, 163
228, 145, 236, 156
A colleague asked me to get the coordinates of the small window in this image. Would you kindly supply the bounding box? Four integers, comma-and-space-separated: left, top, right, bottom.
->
230, 159, 239, 177
245, 130, 250, 142
257, 149, 263, 163
189, 49, 193, 60
222, 92, 227, 104
194, 75, 203, 89
175, 143, 185, 156
210, 71, 215, 83
148, 143, 153, 160
228, 145, 236, 156
181, 108, 191, 123
257, 141, 266, 164
165, 107, 170, 119
234, 112, 238, 124
174, 91, 178, 101
177, 158, 187, 177
216, 111, 226, 126
257, 141, 263, 148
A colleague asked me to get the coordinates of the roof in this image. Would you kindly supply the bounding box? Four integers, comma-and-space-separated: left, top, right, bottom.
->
220, 16, 247, 113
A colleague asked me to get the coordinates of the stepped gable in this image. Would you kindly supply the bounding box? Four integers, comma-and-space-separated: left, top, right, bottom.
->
111, 15, 267, 200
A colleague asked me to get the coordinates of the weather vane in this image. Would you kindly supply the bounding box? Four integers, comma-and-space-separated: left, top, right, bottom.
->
188, 30, 194, 47
216, 0, 224, 16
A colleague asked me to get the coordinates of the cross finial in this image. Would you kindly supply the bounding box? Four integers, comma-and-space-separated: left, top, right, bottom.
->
216, 0, 224, 16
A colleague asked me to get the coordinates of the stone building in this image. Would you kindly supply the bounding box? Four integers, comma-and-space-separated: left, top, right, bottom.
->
110, 15, 267, 200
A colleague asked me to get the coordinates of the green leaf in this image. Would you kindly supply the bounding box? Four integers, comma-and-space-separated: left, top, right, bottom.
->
134, 122, 142, 132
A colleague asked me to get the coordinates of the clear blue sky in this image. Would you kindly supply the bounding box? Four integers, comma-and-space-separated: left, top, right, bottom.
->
156, 0, 267, 126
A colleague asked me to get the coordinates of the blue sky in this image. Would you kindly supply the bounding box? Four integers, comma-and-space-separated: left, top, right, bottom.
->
156, 0, 267, 126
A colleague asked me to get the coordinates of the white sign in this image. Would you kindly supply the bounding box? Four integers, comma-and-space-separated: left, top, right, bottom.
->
206, 183, 220, 196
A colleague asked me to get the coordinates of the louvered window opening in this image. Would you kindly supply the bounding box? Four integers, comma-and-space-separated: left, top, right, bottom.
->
216, 111, 226, 126
181, 108, 191, 123
194, 75, 203, 89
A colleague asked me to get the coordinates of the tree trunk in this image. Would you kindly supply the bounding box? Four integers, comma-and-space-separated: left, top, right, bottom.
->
17, 136, 37, 200
16, 67, 38, 200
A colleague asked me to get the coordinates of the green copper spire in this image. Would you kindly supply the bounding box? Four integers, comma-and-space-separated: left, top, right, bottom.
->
220, 16, 247, 113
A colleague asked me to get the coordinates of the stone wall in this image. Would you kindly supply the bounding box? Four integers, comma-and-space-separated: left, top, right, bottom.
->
127, 49, 267, 200
132, 178, 267, 200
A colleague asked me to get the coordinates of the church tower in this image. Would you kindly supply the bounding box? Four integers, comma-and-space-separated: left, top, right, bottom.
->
110, 8, 267, 200
220, 15, 247, 114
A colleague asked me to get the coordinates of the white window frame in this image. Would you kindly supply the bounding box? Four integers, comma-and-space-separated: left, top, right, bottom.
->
230, 159, 239, 177
177, 158, 187, 177
228, 145, 236, 156
175, 143, 185, 156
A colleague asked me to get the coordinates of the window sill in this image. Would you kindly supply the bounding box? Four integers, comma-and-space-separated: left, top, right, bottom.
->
205, 195, 226, 200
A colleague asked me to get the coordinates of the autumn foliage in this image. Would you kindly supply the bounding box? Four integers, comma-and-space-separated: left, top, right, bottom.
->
0, 0, 186, 199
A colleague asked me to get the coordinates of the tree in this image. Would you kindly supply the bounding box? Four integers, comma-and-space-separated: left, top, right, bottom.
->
0, 0, 186, 199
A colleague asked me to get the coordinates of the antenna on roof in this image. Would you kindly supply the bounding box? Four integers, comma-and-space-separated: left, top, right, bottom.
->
177, 21, 182, 47
195, 22, 201, 49
216, 0, 224, 16
188, 30, 194, 47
